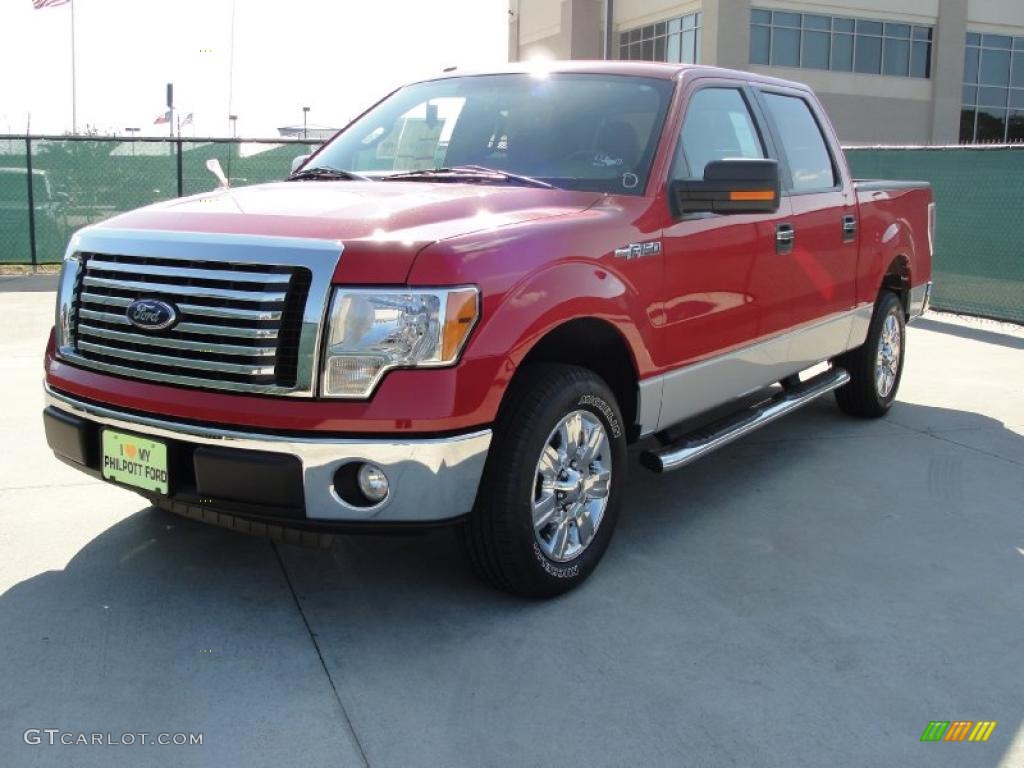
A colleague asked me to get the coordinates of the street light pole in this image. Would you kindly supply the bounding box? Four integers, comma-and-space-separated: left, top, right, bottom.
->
302, 106, 310, 140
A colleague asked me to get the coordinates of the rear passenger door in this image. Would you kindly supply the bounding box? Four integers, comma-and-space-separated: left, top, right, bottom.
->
754, 88, 858, 349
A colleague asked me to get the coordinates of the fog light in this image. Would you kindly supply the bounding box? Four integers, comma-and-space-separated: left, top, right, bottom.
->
357, 463, 389, 503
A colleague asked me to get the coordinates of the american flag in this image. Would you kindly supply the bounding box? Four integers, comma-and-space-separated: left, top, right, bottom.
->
153, 110, 171, 125
32, 0, 71, 9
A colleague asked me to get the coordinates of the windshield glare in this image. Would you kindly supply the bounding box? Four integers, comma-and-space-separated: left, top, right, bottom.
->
312, 73, 675, 195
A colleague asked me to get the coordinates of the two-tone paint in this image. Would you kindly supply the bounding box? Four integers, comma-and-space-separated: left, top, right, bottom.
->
45, 62, 932, 485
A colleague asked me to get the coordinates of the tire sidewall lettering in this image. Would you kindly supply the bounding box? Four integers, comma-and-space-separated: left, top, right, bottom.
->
529, 390, 621, 578
532, 542, 580, 578
577, 394, 621, 438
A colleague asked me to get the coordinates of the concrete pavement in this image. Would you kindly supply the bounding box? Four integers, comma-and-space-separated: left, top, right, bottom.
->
1, 289, 1022, 767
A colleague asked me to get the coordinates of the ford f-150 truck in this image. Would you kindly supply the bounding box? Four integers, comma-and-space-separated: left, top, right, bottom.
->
43, 62, 933, 597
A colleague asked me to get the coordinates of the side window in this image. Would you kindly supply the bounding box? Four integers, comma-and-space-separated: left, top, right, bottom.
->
676, 88, 765, 179
761, 93, 837, 192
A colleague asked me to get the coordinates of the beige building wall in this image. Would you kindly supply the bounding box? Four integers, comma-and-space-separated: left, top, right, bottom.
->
616, 0, 701, 29
757, 0, 939, 19
510, 0, 605, 61
705, 0, 754, 70
967, 0, 1024, 33
930, 0, 969, 145
509, 0, 1024, 144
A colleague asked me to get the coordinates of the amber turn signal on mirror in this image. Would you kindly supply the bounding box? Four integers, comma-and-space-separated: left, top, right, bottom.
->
670, 158, 781, 216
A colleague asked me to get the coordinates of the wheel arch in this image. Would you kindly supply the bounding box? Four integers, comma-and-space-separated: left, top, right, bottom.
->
513, 317, 641, 442
880, 254, 912, 317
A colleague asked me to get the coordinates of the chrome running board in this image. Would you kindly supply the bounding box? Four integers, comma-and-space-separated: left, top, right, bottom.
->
640, 367, 850, 473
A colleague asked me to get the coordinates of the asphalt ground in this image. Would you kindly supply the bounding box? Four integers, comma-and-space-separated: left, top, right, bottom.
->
1, 285, 1022, 767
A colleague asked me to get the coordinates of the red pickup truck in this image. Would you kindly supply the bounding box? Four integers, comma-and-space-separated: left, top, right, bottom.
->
43, 62, 933, 596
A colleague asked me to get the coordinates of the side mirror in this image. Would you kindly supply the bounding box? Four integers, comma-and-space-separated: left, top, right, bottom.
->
291, 154, 310, 174
670, 158, 781, 216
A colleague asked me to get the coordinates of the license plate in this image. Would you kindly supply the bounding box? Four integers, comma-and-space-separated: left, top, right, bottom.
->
101, 430, 169, 494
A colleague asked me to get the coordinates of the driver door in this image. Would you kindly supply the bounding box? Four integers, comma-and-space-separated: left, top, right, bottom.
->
657, 81, 794, 428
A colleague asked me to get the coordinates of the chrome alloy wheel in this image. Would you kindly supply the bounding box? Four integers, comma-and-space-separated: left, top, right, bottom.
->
875, 311, 902, 398
532, 410, 612, 563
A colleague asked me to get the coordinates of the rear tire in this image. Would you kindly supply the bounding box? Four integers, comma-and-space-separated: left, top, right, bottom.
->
463, 363, 627, 598
834, 291, 905, 418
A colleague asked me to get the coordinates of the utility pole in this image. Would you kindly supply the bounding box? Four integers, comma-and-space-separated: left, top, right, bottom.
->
302, 106, 310, 139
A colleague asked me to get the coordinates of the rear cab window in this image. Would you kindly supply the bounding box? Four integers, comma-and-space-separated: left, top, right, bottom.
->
759, 92, 838, 193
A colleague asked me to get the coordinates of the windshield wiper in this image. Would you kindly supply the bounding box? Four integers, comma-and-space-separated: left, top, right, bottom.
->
288, 166, 372, 182
380, 165, 554, 189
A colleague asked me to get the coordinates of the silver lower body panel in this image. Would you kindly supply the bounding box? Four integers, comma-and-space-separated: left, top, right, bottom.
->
638, 307, 870, 436
641, 367, 851, 472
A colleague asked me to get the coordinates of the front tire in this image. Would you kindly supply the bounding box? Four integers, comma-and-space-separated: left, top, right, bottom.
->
834, 291, 906, 418
464, 363, 627, 598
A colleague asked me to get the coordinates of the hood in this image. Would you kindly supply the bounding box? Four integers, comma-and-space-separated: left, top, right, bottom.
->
96, 180, 602, 282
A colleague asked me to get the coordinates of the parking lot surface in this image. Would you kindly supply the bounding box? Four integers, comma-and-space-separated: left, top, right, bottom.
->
1, 285, 1022, 768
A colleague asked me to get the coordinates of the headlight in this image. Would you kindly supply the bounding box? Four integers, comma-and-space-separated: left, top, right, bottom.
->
321, 286, 479, 398
55, 249, 82, 355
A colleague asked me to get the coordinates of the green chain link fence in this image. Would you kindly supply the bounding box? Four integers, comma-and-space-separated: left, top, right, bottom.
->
846, 146, 1024, 324
0, 136, 322, 266
0, 137, 1021, 323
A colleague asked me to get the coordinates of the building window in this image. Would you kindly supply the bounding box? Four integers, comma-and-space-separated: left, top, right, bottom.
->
619, 12, 702, 64
960, 32, 1024, 143
750, 9, 932, 79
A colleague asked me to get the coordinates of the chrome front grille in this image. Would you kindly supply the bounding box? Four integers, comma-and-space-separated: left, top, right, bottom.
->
55, 229, 340, 397
67, 252, 312, 393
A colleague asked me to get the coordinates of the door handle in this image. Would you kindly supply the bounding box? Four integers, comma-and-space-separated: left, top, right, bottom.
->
776, 223, 795, 254
842, 215, 857, 242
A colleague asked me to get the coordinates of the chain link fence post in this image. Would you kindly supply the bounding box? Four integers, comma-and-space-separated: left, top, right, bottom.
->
176, 137, 184, 197
24, 135, 38, 270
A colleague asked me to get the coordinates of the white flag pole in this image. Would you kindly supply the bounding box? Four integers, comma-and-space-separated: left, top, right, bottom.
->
227, 0, 236, 136
70, 0, 78, 134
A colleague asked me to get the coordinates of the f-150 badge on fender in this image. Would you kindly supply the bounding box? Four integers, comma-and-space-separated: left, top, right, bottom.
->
614, 240, 662, 260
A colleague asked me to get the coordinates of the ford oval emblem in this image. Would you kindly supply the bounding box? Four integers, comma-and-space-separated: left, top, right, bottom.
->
126, 298, 178, 331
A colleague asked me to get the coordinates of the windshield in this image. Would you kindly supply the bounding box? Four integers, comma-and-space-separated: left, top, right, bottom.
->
311, 73, 675, 195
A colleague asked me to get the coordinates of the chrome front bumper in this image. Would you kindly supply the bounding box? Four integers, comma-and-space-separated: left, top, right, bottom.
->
45, 386, 491, 523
